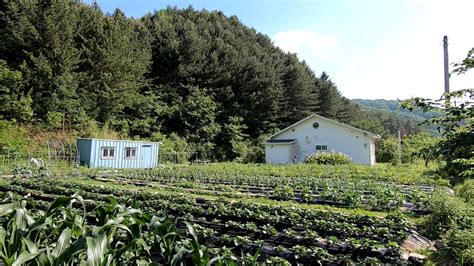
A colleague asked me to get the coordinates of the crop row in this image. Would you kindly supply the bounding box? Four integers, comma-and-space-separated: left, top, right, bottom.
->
4, 178, 411, 241
0, 191, 390, 265
108, 168, 437, 190
143, 163, 439, 185
0, 191, 301, 265
93, 172, 432, 212
0, 177, 414, 263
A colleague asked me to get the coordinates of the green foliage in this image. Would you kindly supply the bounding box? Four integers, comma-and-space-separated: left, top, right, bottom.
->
304, 152, 351, 165
402, 132, 440, 165
401, 49, 473, 182
0, 60, 32, 122
151, 132, 194, 163
274, 185, 294, 200
219, 116, 256, 163
420, 185, 474, 264
315, 72, 358, 123
455, 180, 474, 205
1, 176, 416, 264
423, 191, 473, 239
0, 120, 29, 156
155, 162, 439, 185
0, 193, 218, 265
397, 50, 474, 264
46, 111, 64, 129
179, 86, 220, 157
401, 89, 473, 182
453, 47, 474, 75
0, 1, 365, 161
375, 137, 398, 163
353, 98, 442, 124
351, 115, 389, 138
438, 228, 474, 264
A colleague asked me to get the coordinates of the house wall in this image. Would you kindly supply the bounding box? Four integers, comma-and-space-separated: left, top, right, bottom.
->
265, 144, 294, 164
78, 139, 159, 169
273, 117, 375, 165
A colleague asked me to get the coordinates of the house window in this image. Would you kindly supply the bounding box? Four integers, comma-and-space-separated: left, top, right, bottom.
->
125, 147, 137, 159
101, 147, 115, 159
312, 122, 320, 129
316, 145, 327, 151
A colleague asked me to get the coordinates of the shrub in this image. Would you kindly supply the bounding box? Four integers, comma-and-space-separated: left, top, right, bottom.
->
151, 132, 194, 163
304, 152, 351, 165
437, 228, 474, 264
442, 228, 474, 265
455, 179, 474, 204
0, 120, 29, 157
274, 185, 294, 200
424, 191, 473, 239
375, 137, 398, 163
424, 183, 474, 264
401, 132, 440, 165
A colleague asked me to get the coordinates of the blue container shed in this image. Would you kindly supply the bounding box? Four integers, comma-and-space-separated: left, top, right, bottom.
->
77, 138, 160, 169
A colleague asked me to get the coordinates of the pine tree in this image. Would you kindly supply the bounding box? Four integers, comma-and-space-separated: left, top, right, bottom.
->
315, 72, 341, 119
77, 8, 151, 124
0, 2, 363, 161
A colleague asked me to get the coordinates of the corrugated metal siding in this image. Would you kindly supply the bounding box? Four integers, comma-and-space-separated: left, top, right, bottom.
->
79, 139, 159, 169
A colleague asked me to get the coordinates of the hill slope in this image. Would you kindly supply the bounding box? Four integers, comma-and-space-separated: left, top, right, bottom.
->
352, 99, 442, 121
352, 99, 441, 136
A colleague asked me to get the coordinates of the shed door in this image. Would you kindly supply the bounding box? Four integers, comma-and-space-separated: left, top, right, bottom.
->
268, 144, 292, 164
141, 145, 153, 168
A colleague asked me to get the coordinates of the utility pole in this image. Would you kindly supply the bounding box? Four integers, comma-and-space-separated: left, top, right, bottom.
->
443, 35, 450, 107
397, 129, 402, 165
443, 35, 450, 93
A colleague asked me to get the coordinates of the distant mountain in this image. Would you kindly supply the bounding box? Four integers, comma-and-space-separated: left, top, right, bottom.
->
352, 99, 442, 122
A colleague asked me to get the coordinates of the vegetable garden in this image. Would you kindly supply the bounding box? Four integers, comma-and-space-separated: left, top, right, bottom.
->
0, 163, 448, 264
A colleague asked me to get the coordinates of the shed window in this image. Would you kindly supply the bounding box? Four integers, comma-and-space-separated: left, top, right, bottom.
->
125, 147, 137, 159
101, 147, 115, 159
316, 145, 327, 151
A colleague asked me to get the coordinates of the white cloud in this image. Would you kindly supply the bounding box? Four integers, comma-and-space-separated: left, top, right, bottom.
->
271, 2, 474, 100
272, 30, 338, 57
345, 1, 474, 100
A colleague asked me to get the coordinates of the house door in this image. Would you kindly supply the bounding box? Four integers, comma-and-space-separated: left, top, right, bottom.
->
141, 145, 153, 168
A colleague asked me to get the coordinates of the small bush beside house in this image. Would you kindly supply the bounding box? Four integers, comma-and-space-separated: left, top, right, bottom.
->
304, 152, 351, 165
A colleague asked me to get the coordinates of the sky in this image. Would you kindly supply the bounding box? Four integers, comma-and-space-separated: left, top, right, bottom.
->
84, 0, 474, 100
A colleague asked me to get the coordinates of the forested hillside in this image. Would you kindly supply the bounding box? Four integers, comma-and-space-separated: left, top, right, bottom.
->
353, 99, 442, 121
0, 1, 433, 162
0, 1, 364, 160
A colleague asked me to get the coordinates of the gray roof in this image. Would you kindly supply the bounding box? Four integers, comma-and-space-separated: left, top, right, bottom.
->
268, 114, 381, 140
265, 139, 296, 144
77, 138, 161, 144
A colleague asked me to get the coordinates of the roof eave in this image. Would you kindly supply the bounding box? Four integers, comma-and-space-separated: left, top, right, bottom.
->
267, 114, 380, 140
264, 140, 296, 145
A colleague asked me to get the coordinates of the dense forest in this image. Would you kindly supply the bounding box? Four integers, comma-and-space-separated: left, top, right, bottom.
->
0, 1, 426, 161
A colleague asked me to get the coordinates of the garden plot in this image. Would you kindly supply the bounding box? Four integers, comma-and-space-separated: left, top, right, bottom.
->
0, 177, 432, 264
92, 173, 434, 212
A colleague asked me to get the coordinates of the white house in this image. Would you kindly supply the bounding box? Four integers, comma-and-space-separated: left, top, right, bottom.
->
265, 114, 380, 165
